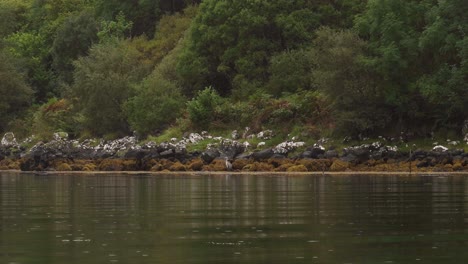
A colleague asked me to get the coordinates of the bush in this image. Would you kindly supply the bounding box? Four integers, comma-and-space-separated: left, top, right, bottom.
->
30, 98, 79, 140
125, 72, 185, 135
187, 87, 224, 129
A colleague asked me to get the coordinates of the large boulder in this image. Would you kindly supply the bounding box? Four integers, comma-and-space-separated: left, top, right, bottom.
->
252, 148, 274, 160
201, 148, 220, 163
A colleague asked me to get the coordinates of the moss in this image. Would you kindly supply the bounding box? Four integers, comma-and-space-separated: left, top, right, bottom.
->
453, 162, 463, 171
203, 159, 226, 171
122, 160, 138, 171
275, 163, 294, 172
287, 164, 308, 172
150, 164, 163, 171
267, 158, 291, 168
82, 163, 97, 171
232, 159, 250, 170
297, 159, 331, 171
56, 163, 72, 171
188, 158, 204, 171
330, 159, 350, 171
170, 161, 187, 171
142, 158, 158, 170
98, 159, 124, 171
160, 159, 174, 170
242, 162, 274, 172
443, 164, 453, 171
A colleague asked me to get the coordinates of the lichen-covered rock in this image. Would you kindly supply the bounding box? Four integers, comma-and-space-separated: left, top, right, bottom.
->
1, 132, 18, 147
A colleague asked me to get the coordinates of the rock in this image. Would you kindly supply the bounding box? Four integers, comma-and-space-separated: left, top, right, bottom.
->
257, 130, 274, 140
201, 149, 220, 163
341, 153, 358, 163
271, 153, 287, 159
273, 141, 305, 154
417, 159, 431, 168
159, 149, 174, 158
324, 150, 339, 159
432, 145, 448, 152
306, 146, 325, 158
252, 148, 274, 160
300, 151, 313, 158
53, 132, 68, 141
124, 149, 149, 169
1, 132, 18, 147
235, 152, 252, 159
219, 140, 245, 158
231, 130, 239, 139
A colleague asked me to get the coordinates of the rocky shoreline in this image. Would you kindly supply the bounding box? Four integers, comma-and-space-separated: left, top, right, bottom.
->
1, 132, 468, 173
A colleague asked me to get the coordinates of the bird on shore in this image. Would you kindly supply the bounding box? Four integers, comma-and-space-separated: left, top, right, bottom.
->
225, 157, 233, 171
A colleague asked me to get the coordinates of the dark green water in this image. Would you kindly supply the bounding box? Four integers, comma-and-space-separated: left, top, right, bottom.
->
1, 173, 468, 264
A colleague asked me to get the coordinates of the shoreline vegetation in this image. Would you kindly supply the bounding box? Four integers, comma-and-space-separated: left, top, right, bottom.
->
1, 0, 467, 169
1, 131, 467, 173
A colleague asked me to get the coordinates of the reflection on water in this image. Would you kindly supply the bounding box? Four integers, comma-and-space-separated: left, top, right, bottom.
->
1, 172, 468, 264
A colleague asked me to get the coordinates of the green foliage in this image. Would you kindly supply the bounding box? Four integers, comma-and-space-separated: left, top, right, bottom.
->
129, 5, 197, 67
52, 9, 99, 84
97, 11, 133, 42
125, 72, 185, 135
187, 87, 223, 129
95, 0, 196, 38
416, 0, 468, 129
5, 31, 56, 103
0, 0, 29, 37
177, 0, 323, 95
177, 0, 365, 97
311, 27, 389, 135
266, 49, 315, 96
71, 40, 152, 136
1, 0, 465, 140
0, 49, 33, 132
30, 98, 79, 140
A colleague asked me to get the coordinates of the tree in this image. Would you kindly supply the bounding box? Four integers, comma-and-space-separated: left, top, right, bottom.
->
125, 42, 186, 135
125, 72, 185, 135
0, 0, 29, 37
311, 27, 389, 135
71, 40, 152, 136
177, 0, 322, 96
5, 31, 55, 103
417, 0, 468, 131
266, 49, 315, 97
176, 0, 367, 97
51, 9, 99, 84
95, 0, 162, 37
0, 50, 33, 132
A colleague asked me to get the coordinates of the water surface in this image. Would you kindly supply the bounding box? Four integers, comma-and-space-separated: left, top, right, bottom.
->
1, 172, 468, 264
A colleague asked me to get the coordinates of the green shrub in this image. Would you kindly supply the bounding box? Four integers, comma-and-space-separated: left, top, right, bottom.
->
187, 87, 223, 129
125, 72, 185, 135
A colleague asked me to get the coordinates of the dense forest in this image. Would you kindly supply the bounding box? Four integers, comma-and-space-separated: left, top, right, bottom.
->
0, 0, 467, 141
